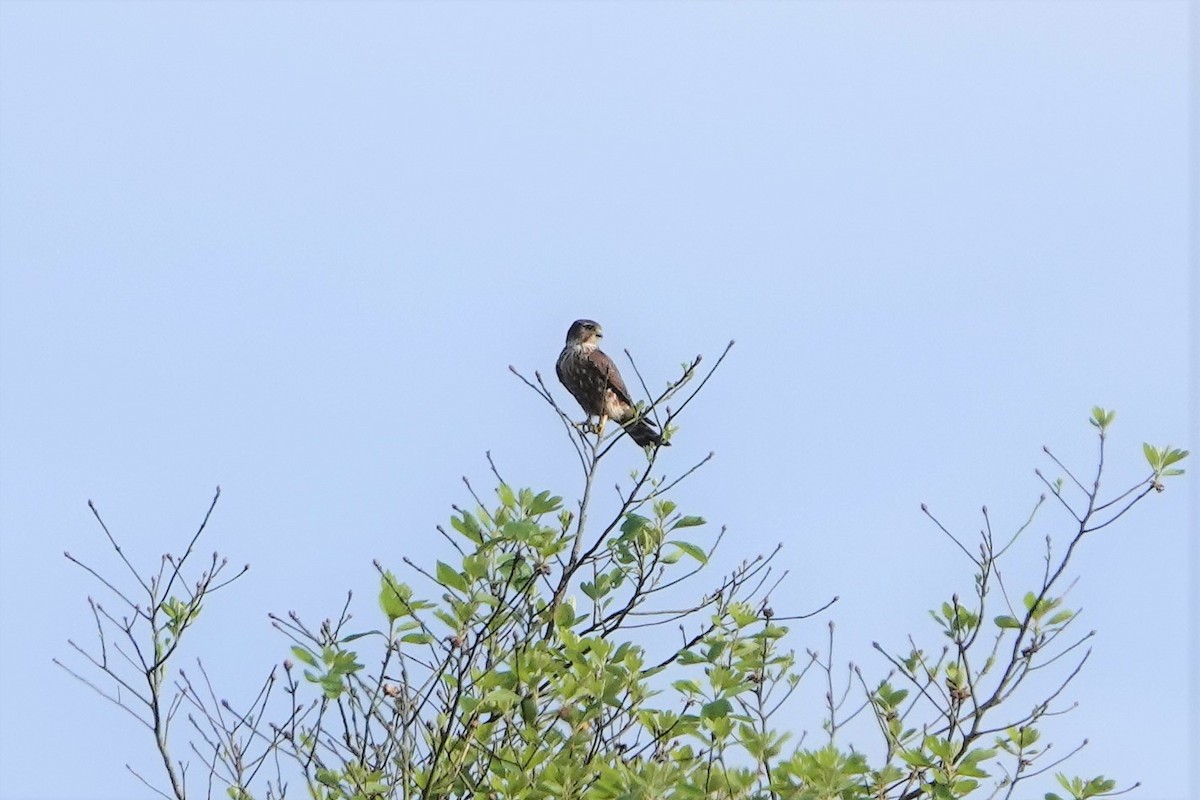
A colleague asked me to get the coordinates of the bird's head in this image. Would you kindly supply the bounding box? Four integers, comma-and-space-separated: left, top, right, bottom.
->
565, 319, 603, 347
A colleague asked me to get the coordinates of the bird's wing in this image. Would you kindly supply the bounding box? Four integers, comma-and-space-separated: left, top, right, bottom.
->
587, 348, 635, 408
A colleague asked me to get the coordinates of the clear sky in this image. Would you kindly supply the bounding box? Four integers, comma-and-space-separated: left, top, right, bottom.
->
0, 2, 1193, 799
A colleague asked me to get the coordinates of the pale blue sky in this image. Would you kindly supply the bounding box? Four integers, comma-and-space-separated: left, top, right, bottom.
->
0, 2, 1193, 799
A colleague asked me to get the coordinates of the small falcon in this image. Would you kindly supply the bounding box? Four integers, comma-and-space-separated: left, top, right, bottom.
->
555, 319, 667, 448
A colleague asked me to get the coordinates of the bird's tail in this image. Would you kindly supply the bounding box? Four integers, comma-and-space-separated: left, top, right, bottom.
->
624, 417, 668, 448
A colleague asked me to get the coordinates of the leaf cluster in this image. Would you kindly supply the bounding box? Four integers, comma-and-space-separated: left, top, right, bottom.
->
58, 373, 1187, 800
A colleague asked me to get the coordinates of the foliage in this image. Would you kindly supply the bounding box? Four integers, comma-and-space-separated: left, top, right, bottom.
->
59, 349, 1187, 800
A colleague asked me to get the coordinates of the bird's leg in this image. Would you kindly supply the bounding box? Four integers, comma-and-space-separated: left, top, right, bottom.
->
595, 414, 608, 438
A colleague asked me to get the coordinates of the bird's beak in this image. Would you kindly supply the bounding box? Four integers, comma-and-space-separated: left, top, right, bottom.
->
595, 329, 604, 338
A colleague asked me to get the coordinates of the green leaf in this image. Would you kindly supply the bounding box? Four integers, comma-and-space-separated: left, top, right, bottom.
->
481, 687, 521, 712
378, 570, 410, 622
924, 735, 953, 761
450, 511, 483, 544
497, 483, 516, 508
1048, 610, 1074, 626
759, 623, 787, 639
899, 748, 932, 768
1162, 448, 1189, 466
320, 673, 345, 699
700, 698, 732, 719
671, 541, 708, 565
400, 632, 432, 645
1008, 726, 1040, 747
528, 491, 563, 515
462, 553, 489, 579
1143, 442, 1159, 468
290, 646, 318, 668
728, 603, 758, 627
315, 768, 341, 788
435, 561, 469, 593
957, 749, 994, 778
671, 515, 706, 530
554, 601, 576, 629
520, 694, 538, 725
620, 514, 650, 536
502, 520, 541, 542
994, 615, 1021, 629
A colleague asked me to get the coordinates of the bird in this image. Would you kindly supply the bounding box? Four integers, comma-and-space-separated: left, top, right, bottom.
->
555, 319, 667, 448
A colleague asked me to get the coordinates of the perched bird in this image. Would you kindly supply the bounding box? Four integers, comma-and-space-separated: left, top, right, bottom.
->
555, 319, 667, 448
